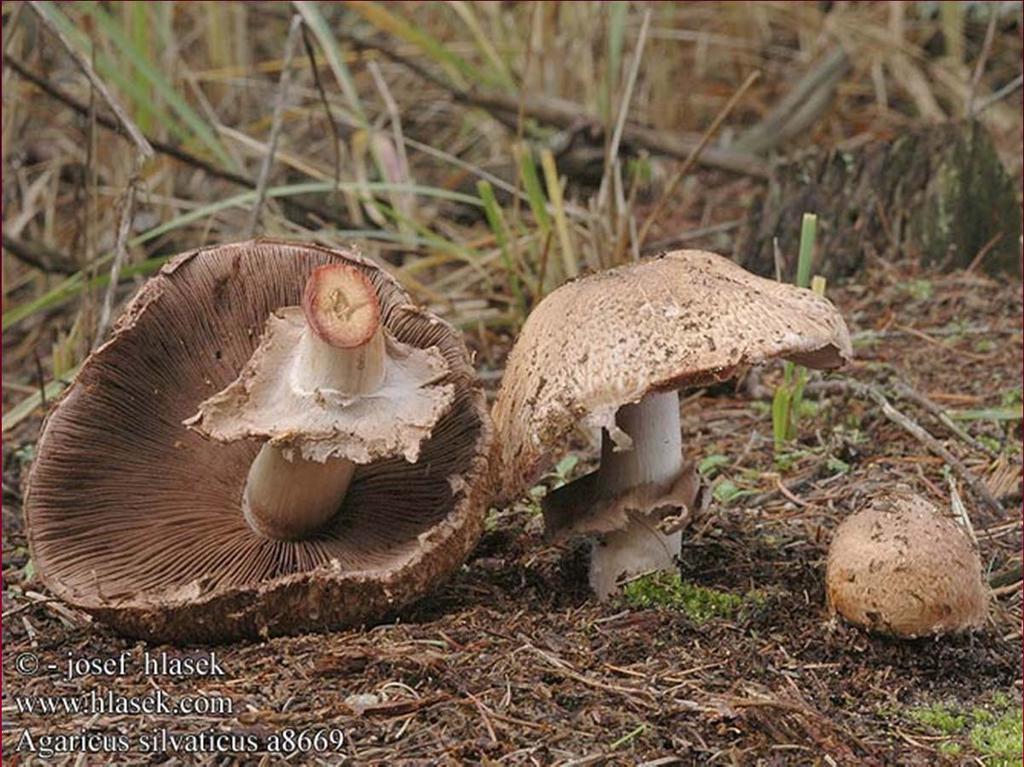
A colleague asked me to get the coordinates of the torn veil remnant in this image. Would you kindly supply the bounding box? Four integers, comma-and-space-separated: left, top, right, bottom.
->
25, 240, 491, 643
826, 492, 990, 638
491, 250, 852, 599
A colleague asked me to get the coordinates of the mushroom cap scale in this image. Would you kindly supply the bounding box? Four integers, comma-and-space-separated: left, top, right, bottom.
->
24, 239, 491, 643
826, 493, 990, 637
491, 250, 852, 503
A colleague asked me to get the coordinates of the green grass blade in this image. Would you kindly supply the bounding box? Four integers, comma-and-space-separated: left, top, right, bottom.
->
3, 255, 171, 330
124, 1, 155, 135
772, 386, 791, 451
2, 364, 82, 433
605, 1, 628, 125
796, 212, 817, 288
361, 196, 485, 269
477, 179, 524, 312
515, 143, 551, 233
67, 2, 238, 170
448, 1, 515, 90
2, 181, 483, 329
540, 148, 578, 280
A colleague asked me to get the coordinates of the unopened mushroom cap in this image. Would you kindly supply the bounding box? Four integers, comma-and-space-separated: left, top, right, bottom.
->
826, 493, 990, 637
186, 308, 453, 464
24, 239, 490, 643
491, 250, 852, 502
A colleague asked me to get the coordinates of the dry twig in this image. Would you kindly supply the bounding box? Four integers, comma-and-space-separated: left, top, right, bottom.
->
249, 14, 305, 237
2, 54, 355, 228
94, 169, 141, 344
637, 70, 760, 249
890, 379, 1000, 459
815, 378, 1004, 517
1, 233, 78, 275
27, 1, 153, 161
336, 29, 768, 178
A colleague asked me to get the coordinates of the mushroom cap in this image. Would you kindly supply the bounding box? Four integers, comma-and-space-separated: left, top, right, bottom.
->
826, 493, 990, 637
185, 308, 453, 464
24, 240, 491, 644
490, 250, 852, 502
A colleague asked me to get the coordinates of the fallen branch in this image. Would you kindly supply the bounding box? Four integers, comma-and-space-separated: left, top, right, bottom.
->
814, 378, 1004, 518
889, 379, 1000, 459
735, 48, 850, 155
989, 561, 1023, 589
337, 30, 768, 178
1, 233, 78, 275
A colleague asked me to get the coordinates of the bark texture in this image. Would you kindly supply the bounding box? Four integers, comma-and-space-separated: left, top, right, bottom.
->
738, 120, 1021, 280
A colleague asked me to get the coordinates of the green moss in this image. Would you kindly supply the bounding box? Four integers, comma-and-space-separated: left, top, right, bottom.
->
621, 572, 760, 625
968, 704, 1022, 767
937, 741, 962, 758
902, 694, 1023, 766
908, 703, 966, 734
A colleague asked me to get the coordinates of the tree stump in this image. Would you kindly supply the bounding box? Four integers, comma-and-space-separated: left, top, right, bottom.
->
737, 121, 1022, 280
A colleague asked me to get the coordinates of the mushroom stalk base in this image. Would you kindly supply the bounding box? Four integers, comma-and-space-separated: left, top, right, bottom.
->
590, 390, 683, 599
243, 321, 386, 541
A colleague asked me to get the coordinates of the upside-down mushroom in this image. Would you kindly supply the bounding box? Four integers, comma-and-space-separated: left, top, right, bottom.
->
826, 492, 990, 637
492, 250, 851, 598
25, 240, 490, 643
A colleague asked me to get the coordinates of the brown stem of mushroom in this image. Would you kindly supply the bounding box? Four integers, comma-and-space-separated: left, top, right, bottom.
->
590, 390, 683, 599
243, 265, 384, 540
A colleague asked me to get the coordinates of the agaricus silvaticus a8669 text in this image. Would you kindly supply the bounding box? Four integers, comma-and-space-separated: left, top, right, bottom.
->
24, 240, 490, 643
491, 250, 852, 599
826, 492, 990, 638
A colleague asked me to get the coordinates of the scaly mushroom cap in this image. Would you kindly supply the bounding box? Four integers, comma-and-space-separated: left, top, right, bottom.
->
826, 492, 990, 637
24, 240, 490, 644
491, 250, 852, 503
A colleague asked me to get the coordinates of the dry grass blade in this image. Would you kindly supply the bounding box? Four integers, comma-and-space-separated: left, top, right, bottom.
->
94, 171, 140, 345
249, 14, 305, 237
293, 0, 367, 124
637, 69, 760, 248
966, 2, 1000, 115
597, 8, 652, 211
975, 74, 1024, 114
332, 27, 768, 177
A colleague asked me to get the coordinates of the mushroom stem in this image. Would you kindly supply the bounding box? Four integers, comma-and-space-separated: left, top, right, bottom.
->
243, 264, 385, 540
589, 390, 683, 598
